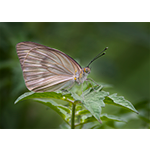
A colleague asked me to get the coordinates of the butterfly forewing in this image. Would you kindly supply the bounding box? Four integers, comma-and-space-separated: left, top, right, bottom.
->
16, 42, 82, 92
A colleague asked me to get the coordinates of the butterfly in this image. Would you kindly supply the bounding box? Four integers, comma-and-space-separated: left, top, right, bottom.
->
16, 42, 108, 92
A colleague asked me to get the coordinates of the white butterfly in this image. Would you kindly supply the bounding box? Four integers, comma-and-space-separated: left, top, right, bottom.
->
16, 42, 107, 92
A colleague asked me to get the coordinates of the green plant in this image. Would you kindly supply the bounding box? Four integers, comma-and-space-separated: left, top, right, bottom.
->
15, 83, 138, 129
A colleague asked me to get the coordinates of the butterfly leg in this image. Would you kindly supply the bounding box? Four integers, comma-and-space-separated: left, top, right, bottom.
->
87, 77, 99, 86
86, 77, 103, 92
85, 80, 90, 89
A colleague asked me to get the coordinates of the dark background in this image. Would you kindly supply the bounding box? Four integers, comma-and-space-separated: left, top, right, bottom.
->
0, 22, 149, 129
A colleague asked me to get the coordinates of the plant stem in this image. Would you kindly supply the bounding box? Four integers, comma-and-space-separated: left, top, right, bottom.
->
71, 103, 76, 129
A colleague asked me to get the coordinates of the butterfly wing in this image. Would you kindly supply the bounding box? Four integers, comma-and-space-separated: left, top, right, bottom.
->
16, 42, 82, 92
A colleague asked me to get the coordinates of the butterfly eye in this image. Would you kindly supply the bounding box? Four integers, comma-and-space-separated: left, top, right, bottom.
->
84, 67, 90, 74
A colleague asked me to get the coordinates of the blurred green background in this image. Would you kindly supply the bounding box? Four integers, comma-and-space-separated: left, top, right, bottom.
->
0, 22, 149, 129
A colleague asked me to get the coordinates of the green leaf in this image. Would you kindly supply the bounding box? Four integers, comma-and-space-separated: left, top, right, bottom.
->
77, 87, 109, 124
34, 98, 71, 123
15, 87, 138, 128
71, 86, 137, 125
14, 91, 73, 124
101, 113, 126, 122
76, 113, 126, 127
104, 93, 139, 114
14, 91, 74, 104
59, 122, 71, 129
81, 114, 126, 129
76, 109, 90, 115
80, 115, 96, 122
70, 92, 82, 101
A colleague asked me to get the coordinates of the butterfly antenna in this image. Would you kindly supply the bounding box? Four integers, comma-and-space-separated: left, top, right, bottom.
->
87, 47, 108, 67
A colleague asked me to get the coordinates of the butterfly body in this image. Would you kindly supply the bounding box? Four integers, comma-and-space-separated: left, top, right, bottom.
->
74, 68, 90, 85
16, 42, 107, 92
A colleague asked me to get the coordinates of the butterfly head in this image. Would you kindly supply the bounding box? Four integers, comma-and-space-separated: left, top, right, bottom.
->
83, 67, 91, 74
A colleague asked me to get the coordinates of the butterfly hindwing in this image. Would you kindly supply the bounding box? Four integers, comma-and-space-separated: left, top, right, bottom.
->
16, 42, 82, 92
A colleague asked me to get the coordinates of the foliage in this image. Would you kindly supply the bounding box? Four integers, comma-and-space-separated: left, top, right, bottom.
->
15, 84, 138, 129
